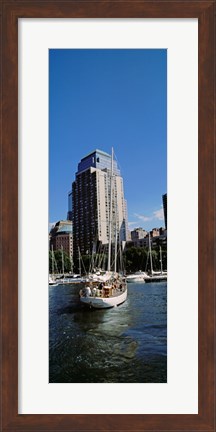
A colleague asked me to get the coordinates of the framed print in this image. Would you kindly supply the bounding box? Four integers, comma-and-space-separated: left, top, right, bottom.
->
19, 19, 197, 414
1, 1, 215, 431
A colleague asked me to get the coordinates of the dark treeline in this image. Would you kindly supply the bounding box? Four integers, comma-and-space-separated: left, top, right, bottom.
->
123, 246, 167, 273
49, 246, 167, 275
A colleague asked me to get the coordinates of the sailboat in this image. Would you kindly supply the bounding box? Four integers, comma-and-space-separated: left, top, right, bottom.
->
49, 245, 59, 286
79, 148, 127, 308
145, 235, 167, 283
57, 246, 85, 284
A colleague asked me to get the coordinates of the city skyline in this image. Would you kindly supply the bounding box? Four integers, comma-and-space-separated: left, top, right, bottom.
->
49, 49, 167, 231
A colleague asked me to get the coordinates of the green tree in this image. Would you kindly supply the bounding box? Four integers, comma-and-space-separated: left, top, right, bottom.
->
123, 244, 167, 273
123, 247, 148, 273
49, 249, 72, 274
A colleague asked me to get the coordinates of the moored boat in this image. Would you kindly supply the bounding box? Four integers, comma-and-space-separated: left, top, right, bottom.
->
145, 274, 167, 283
49, 276, 59, 286
56, 273, 85, 284
145, 237, 167, 283
49, 246, 59, 286
126, 270, 147, 283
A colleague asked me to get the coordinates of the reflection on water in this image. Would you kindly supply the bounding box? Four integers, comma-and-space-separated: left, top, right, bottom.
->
49, 282, 167, 383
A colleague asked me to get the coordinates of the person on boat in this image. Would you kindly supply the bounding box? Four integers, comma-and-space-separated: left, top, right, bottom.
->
85, 286, 91, 297
92, 287, 97, 297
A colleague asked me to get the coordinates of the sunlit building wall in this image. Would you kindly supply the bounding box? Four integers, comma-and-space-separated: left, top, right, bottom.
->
72, 149, 129, 259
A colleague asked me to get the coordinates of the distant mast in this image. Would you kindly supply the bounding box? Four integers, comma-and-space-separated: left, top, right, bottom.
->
114, 214, 118, 273
78, 247, 81, 275
51, 245, 54, 277
61, 245, 64, 276
107, 148, 114, 272
148, 233, 153, 275
159, 245, 163, 274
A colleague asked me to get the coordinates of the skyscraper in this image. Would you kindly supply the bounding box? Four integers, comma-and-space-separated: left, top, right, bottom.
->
162, 193, 167, 229
67, 190, 72, 221
71, 149, 129, 260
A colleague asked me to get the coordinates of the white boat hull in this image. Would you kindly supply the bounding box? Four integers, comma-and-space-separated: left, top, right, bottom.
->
49, 276, 58, 286
80, 288, 127, 309
58, 277, 84, 284
126, 271, 148, 283
126, 276, 145, 283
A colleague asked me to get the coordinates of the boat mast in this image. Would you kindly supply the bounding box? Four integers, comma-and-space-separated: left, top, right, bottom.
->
107, 147, 114, 272
51, 245, 54, 277
159, 245, 163, 274
148, 233, 153, 275
71, 256, 74, 275
78, 247, 81, 275
61, 245, 64, 277
114, 199, 118, 273
114, 221, 118, 273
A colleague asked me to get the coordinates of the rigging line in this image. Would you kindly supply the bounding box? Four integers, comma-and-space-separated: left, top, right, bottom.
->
98, 245, 106, 269
111, 248, 121, 270
80, 254, 87, 275
93, 244, 99, 270
145, 250, 149, 273
113, 149, 124, 178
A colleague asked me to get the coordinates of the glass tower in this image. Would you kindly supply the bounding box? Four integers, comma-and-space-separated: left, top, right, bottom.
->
71, 149, 129, 260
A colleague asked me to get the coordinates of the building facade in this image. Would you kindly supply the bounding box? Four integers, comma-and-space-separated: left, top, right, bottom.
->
129, 227, 167, 249
162, 193, 167, 229
150, 227, 160, 237
72, 149, 129, 259
50, 220, 73, 261
67, 190, 72, 221
131, 227, 148, 246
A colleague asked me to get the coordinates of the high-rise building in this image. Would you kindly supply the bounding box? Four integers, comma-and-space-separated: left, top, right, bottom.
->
72, 149, 129, 259
67, 190, 72, 221
162, 193, 167, 229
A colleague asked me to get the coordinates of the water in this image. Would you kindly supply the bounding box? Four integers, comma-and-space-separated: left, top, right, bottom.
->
49, 282, 167, 383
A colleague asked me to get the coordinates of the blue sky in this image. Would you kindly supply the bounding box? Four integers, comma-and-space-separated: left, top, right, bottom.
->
49, 49, 167, 232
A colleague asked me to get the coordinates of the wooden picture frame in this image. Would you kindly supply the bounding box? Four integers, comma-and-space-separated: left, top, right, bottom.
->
1, 1, 215, 431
